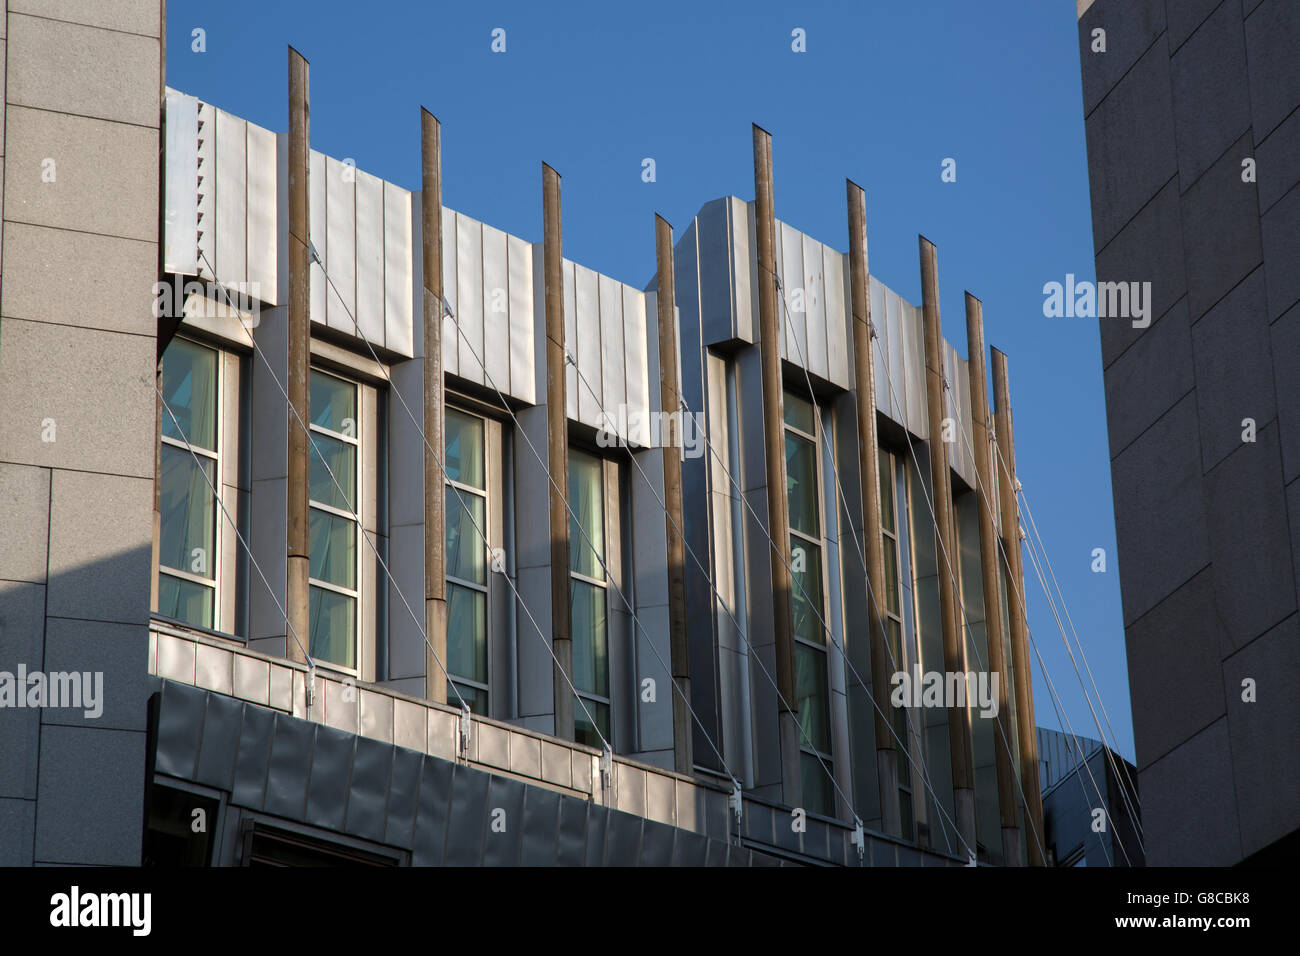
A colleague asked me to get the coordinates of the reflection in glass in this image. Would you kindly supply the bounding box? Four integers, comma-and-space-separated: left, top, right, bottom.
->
160, 445, 216, 579
571, 579, 608, 697
309, 507, 357, 589
445, 488, 486, 585
310, 370, 357, 434
309, 433, 356, 512
445, 408, 485, 489
786, 434, 818, 537
447, 583, 487, 684
309, 585, 356, 668
569, 451, 605, 578
161, 338, 218, 450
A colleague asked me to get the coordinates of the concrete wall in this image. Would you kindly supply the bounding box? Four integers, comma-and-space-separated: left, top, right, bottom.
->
0, 0, 162, 865
1079, 0, 1300, 864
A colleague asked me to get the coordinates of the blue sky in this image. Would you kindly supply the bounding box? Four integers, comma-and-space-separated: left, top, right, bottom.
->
167, 0, 1133, 761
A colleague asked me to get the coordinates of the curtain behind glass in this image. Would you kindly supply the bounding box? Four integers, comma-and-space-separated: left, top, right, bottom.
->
161, 338, 217, 451
568, 452, 604, 578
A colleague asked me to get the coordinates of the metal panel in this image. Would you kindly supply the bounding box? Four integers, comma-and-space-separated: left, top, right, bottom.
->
196, 102, 215, 279
564, 260, 578, 422
305, 724, 354, 831
354, 168, 385, 348
441, 208, 459, 377
885, 287, 907, 425
163, 89, 199, 276
215, 110, 247, 290
481, 222, 511, 394
695, 199, 735, 346
731, 198, 754, 343
901, 297, 927, 440
574, 263, 601, 427
826, 250, 850, 388
507, 234, 535, 404
455, 213, 484, 385
870, 276, 892, 422
245, 121, 278, 305
802, 231, 828, 382
324, 154, 356, 335
623, 286, 650, 448
308, 149, 327, 330
383, 182, 414, 358
599, 273, 625, 436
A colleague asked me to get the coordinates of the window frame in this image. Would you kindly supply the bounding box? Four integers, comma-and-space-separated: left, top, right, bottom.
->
444, 404, 492, 715
307, 366, 363, 675
158, 335, 224, 631
879, 445, 917, 840
782, 389, 835, 815
568, 445, 614, 750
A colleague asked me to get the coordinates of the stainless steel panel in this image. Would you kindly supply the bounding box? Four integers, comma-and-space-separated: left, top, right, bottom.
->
507, 234, 535, 405
574, 263, 601, 428
163, 89, 199, 276
802, 231, 828, 382
599, 273, 625, 438
481, 222, 511, 394
308, 149, 327, 328
869, 276, 892, 422
564, 260, 578, 422
324, 154, 356, 335
825, 250, 850, 388
455, 213, 484, 386
901, 297, 927, 440
246, 120, 278, 305
354, 168, 385, 348
731, 197, 754, 343
441, 207, 459, 377
196, 101, 214, 279
695, 199, 733, 346
886, 288, 908, 426
383, 182, 414, 358
215, 110, 247, 290
623, 286, 650, 448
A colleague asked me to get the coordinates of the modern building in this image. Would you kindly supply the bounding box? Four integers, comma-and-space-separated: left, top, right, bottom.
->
2, 1, 1048, 866
1077, 0, 1300, 865
1037, 726, 1142, 867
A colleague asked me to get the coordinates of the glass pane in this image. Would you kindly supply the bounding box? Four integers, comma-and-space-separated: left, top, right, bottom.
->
878, 448, 895, 533
447, 583, 487, 684
310, 369, 357, 435
159, 444, 216, 579
159, 573, 214, 629
309, 507, 356, 589
575, 697, 610, 749
795, 642, 830, 752
785, 433, 819, 537
446, 487, 486, 585
783, 390, 816, 434
569, 451, 605, 579
309, 433, 356, 512
570, 578, 608, 697
447, 681, 488, 716
445, 408, 485, 489
309, 585, 356, 668
790, 539, 824, 644
883, 536, 900, 616
161, 338, 218, 451
800, 750, 833, 816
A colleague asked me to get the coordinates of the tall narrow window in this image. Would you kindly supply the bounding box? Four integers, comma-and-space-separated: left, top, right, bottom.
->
308, 369, 359, 669
784, 390, 833, 815
445, 407, 489, 715
569, 449, 610, 748
159, 338, 220, 629
879, 446, 915, 841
